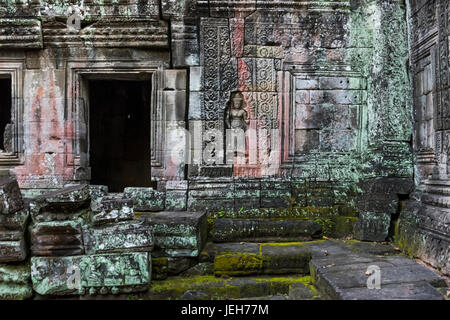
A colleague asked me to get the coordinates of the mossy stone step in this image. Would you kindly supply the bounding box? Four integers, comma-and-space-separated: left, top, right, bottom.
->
211, 218, 322, 242
142, 275, 318, 300
200, 241, 321, 276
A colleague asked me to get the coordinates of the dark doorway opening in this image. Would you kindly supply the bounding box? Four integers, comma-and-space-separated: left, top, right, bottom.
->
0, 77, 12, 152
89, 79, 152, 192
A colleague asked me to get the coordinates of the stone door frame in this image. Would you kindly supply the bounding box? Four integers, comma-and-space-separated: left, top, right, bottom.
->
0, 60, 24, 168
67, 60, 165, 184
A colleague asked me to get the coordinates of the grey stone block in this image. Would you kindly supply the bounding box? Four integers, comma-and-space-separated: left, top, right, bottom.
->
31, 252, 151, 296
83, 220, 153, 254
123, 187, 165, 212
0, 238, 26, 263
212, 218, 322, 242
90, 196, 134, 225
163, 69, 187, 90
144, 211, 207, 257
88, 185, 108, 202
29, 184, 90, 222
30, 219, 84, 256
165, 180, 187, 211
0, 177, 24, 214
338, 282, 444, 300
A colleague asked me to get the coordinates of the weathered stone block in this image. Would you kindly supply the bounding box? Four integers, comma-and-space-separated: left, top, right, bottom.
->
165, 191, 187, 211
0, 263, 32, 300
29, 185, 90, 222
88, 185, 108, 203
144, 211, 207, 257
31, 252, 151, 296
354, 211, 392, 242
0, 18, 43, 49
189, 66, 203, 91
295, 129, 320, 152
0, 238, 26, 263
295, 78, 319, 90
153, 256, 197, 279
318, 77, 366, 90
165, 180, 187, 211
90, 196, 134, 225
123, 187, 165, 212
310, 90, 363, 105
260, 180, 291, 208
0, 206, 28, 263
188, 179, 235, 211
83, 220, 153, 254
212, 242, 312, 276
189, 92, 203, 120
164, 90, 187, 121
163, 69, 187, 90
0, 208, 29, 240
212, 218, 322, 242
30, 219, 84, 256
0, 178, 24, 215
234, 180, 260, 209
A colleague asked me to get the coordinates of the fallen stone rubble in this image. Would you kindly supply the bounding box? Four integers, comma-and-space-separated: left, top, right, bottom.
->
0, 178, 447, 300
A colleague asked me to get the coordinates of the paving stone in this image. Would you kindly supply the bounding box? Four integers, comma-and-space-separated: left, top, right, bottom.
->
123, 187, 165, 212
0, 263, 32, 300
83, 219, 153, 254
31, 252, 151, 296
338, 282, 444, 300
144, 211, 207, 258
0, 177, 24, 214
212, 218, 322, 242
29, 184, 90, 222
30, 219, 84, 256
344, 240, 401, 256
90, 196, 134, 225
308, 240, 446, 300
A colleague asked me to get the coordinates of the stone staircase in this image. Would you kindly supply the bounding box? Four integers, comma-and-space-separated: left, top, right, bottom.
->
143, 239, 448, 300
0, 181, 448, 300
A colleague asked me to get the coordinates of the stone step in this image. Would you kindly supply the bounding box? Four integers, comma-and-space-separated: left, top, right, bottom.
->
143, 275, 318, 300
308, 241, 447, 300
200, 242, 314, 276
139, 211, 207, 258
420, 192, 450, 208
211, 218, 322, 242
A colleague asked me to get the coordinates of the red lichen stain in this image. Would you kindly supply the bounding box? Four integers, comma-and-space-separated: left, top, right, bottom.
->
230, 18, 244, 58
238, 58, 250, 92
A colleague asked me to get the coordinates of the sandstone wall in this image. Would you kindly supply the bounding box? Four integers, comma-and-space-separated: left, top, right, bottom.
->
0, 1, 417, 242
396, 0, 449, 275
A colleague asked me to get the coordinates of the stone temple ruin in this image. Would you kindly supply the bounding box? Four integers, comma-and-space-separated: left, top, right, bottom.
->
0, 0, 448, 300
